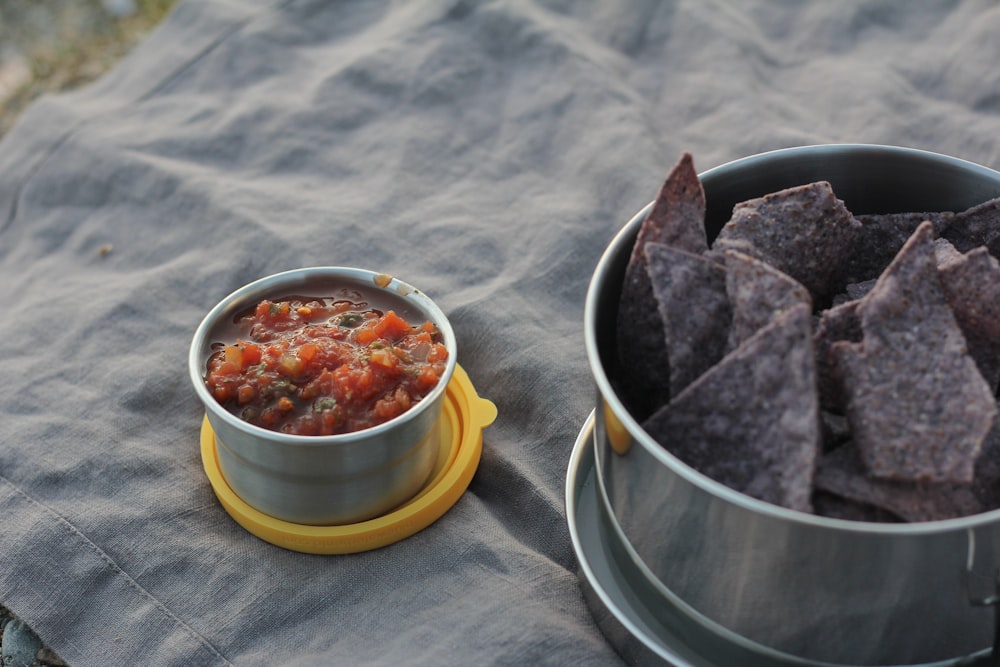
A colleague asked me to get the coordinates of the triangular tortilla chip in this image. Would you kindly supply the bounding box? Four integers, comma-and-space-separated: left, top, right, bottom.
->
722, 249, 811, 352
844, 211, 954, 284
833, 222, 997, 483
630, 152, 708, 259
644, 243, 730, 397
814, 443, 983, 522
616, 153, 707, 414
813, 300, 862, 413
941, 196, 1000, 255
713, 181, 861, 303
642, 304, 819, 512
938, 246, 1000, 392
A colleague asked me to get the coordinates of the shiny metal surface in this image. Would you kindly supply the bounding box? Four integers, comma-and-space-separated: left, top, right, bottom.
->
567, 411, 700, 667
189, 267, 457, 525
584, 145, 1000, 665
568, 412, 989, 667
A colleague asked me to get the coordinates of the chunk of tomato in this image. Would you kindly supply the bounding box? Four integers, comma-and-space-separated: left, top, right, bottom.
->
375, 310, 411, 341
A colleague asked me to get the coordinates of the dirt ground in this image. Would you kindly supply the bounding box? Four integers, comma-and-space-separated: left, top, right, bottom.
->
0, 0, 177, 137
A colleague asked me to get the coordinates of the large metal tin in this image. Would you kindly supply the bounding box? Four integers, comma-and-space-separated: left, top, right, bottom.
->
189, 267, 457, 526
567, 412, 994, 667
583, 145, 1000, 665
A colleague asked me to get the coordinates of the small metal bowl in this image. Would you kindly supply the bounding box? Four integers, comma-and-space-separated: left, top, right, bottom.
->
585, 145, 1000, 665
189, 267, 457, 526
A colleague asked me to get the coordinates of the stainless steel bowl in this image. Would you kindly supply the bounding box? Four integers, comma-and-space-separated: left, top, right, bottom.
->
584, 145, 1000, 665
190, 267, 457, 526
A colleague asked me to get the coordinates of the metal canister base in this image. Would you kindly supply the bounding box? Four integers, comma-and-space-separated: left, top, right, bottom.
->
566, 411, 995, 667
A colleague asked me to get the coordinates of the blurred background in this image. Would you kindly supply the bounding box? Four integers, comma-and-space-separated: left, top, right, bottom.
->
0, 0, 177, 138
1, 3, 177, 663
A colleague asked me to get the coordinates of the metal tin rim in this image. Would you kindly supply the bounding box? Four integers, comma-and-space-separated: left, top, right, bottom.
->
189, 266, 458, 447
583, 143, 1000, 536
565, 411, 698, 667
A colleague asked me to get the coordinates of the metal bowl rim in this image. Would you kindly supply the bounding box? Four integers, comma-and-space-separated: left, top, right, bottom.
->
189, 266, 458, 447
584, 143, 1000, 536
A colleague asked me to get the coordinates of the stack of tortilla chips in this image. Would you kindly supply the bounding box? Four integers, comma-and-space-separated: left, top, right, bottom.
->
617, 153, 1000, 521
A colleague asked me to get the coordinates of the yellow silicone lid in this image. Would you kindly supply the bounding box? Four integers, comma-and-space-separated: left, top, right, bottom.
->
200, 364, 497, 554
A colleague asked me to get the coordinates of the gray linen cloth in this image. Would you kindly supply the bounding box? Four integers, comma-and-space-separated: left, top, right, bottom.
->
2, 1, 1000, 665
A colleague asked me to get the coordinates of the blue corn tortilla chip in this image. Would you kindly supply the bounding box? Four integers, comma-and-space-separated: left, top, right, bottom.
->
616, 152, 707, 414
644, 243, 730, 397
722, 249, 811, 352
816, 424, 1000, 522
811, 490, 904, 523
642, 304, 819, 512
934, 237, 964, 268
813, 300, 862, 413
843, 279, 876, 302
941, 196, 1000, 255
819, 237, 989, 412
937, 246, 1000, 393
833, 222, 997, 484
632, 152, 709, 257
970, 425, 1000, 511
813, 443, 984, 522
712, 181, 861, 303
843, 211, 954, 284
819, 410, 852, 453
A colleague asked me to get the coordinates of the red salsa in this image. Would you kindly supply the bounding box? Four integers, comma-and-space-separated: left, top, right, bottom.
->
204, 295, 449, 436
